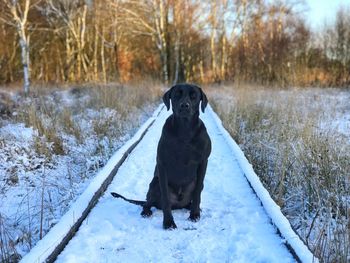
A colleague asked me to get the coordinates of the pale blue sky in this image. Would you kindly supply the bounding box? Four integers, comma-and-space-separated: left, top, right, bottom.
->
305, 0, 350, 29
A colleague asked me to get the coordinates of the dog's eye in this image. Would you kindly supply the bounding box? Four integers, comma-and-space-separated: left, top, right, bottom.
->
175, 90, 183, 97
190, 92, 196, 100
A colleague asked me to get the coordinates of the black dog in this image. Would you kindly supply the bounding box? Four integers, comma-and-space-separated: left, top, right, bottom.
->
112, 84, 211, 229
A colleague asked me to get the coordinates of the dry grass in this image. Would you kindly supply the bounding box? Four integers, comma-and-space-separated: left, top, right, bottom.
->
208, 84, 350, 263
13, 82, 162, 157
0, 82, 163, 262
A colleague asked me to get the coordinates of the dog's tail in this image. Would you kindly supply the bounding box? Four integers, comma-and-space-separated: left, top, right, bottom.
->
111, 192, 146, 206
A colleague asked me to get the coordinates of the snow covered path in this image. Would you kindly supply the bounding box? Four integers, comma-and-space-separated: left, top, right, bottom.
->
52, 106, 298, 263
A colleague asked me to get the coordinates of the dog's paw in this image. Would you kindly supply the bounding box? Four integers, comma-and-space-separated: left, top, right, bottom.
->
189, 212, 200, 222
163, 219, 177, 230
141, 209, 152, 218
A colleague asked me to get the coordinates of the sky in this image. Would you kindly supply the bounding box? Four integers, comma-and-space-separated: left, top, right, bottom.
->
305, 0, 350, 30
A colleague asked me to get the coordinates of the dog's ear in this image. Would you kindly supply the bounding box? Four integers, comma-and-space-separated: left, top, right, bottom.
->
163, 87, 173, 111
199, 88, 208, 113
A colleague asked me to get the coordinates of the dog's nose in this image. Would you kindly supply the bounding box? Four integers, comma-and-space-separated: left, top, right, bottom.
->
180, 102, 190, 109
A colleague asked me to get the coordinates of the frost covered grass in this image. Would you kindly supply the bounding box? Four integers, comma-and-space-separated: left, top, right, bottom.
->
0, 82, 162, 262
208, 85, 350, 263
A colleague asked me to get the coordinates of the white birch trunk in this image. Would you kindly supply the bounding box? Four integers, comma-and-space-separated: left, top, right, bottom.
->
7, 0, 32, 94
221, 33, 227, 80
153, 0, 168, 83
101, 26, 107, 83
94, 23, 99, 81
80, 4, 88, 80
173, 0, 181, 85
173, 35, 180, 85
210, 0, 217, 82
19, 32, 31, 94
159, 0, 168, 83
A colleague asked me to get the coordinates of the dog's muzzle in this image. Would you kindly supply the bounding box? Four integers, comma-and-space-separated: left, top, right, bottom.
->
178, 101, 192, 115
180, 102, 190, 109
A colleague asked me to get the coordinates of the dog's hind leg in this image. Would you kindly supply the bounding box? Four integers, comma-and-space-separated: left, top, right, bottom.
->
141, 176, 161, 217
141, 204, 153, 217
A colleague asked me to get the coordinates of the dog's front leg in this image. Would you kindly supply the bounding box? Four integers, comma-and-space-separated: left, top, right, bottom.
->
157, 164, 177, 229
189, 160, 208, 222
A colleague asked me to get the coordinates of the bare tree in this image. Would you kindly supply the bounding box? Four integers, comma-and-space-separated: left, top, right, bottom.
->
0, 0, 346, 87
172, 0, 182, 85
0, 0, 37, 94
219, 0, 228, 81
209, 0, 218, 82
334, 7, 350, 83
41, 0, 88, 82
154, 0, 169, 83
116, 0, 170, 83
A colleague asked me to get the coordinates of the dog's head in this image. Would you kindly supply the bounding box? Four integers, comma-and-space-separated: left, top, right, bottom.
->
163, 84, 208, 117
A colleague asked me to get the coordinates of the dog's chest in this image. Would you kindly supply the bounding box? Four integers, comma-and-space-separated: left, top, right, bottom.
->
168, 140, 199, 165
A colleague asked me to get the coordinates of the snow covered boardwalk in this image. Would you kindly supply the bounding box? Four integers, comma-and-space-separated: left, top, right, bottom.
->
22, 105, 316, 263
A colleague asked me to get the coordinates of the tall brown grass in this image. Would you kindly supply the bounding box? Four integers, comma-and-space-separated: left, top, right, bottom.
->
14, 82, 162, 156
0, 82, 163, 262
208, 85, 350, 263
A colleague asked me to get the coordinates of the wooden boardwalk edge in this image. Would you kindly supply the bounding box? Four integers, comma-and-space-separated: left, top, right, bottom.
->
207, 105, 318, 263
21, 103, 318, 263
20, 105, 164, 263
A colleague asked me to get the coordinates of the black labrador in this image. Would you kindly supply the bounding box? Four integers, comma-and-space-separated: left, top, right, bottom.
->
111, 83, 211, 229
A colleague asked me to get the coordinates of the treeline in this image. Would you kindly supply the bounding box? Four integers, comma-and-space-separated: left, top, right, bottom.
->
0, 0, 350, 91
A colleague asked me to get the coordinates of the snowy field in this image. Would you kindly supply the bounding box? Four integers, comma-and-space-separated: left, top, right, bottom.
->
208, 86, 350, 262
21, 106, 316, 263
0, 86, 159, 261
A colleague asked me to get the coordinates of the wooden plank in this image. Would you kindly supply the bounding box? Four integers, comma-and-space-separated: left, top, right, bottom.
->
208, 105, 318, 263
20, 105, 164, 263
46, 133, 150, 262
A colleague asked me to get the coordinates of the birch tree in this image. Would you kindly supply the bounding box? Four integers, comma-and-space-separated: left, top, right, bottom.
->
154, 0, 169, 83
42, 0, 88, 81
172, 0, 182, 85
219, 0, 228, 81
209, 0, 218, 82
0, 0, 37, 94
117, 0, 170, 83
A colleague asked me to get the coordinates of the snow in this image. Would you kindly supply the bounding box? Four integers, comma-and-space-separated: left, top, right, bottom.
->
19, 105, 164, 263
1, 88, 159, 260
332, 112, 350, 137
19, 104, 318, 262
19, 102, 319, 262
208, 105, 318, 263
